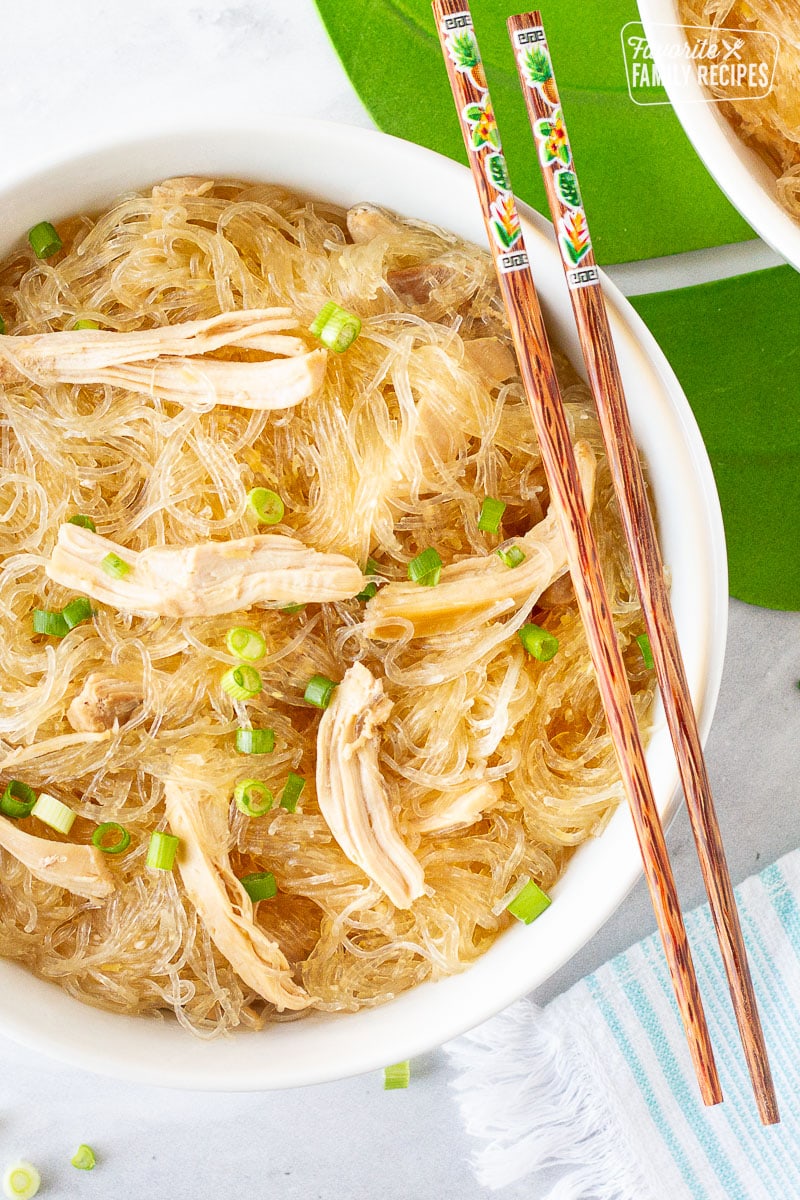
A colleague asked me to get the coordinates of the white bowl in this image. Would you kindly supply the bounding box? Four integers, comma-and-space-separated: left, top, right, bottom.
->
0, 119, 727, 1090
637, 0, 800, 270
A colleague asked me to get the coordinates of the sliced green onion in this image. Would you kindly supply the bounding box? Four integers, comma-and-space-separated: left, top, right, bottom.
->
70, 1145, 96, 1172
636, 632, 655, 670
356, 557, 381, 602
28, 220, 62, 259
496, 545, 526, 569
2, 1161, 41, 1199
383, 1061, 410, 1090
32, 607, 69, 638
506, 878, 552, 924
235, 728, 275, 755
225, 626, 267, 662
31, 792, 76, 835
101, 552, 131, 579
279, 771, 306, 813
240, 870, 277, 902
73, 319, 99, 331
407, 547, 442, 587
246, 487, 284, 525
221, 664, 263, 701
309, 300, 362, 353
91, 821, 131, 855
0, 779, 37, 820
279, 603, 306, 614
304, 674, 337, 709
146, 830, 179, 871
0, 315, 6, 335
67, 513, 96, 532
518, 622, 559, 662
61, 596, 94, 630
478, 496, 506, 534
234, 779, 274, 817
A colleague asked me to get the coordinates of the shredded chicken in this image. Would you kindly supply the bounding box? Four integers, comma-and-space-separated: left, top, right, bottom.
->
163, 772, 310, 1011
365, 440, 596, 640
414, 782, 503, 834
67, 674, 143, 733
0, 730, 111, 771
463, 337, 518, 386
346, 203, 404, 244
0, 815, 115, 900
386, 262, 453, 306
47, 524, 364, 616
0, 309, 327, 410
316, 662, 425, 908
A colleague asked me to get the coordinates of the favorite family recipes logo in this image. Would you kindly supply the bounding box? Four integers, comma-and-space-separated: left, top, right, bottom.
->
621, 21, 778, 106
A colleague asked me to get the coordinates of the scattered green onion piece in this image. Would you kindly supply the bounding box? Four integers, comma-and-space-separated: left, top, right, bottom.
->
356, 556, 381, 601
101, 552, 131, 579
636, 632, 655, 670
234, 779, 274, 817
0, 780, 37, 820
279, 771, 306, 813
496, 545, 526, 569
31, 792, 75, 835
304, 674, 338, 709
506, 878, 552, 925
478, 496, 506, 534
146, 830, 179, 871
32, 608, 69, 637
67, 513, 96, 532
73, 319, 99, 331
407, 547, 442, 588
91, 821, 131, 855
240, 871, 277, 902
383, 1061, 411, 1090
246, 487, 284, 525
28, 220, 62, 259
225, 626, 267, 662
0, 315, 5, 335
279, 603, 305, 614
221, 664, 263, 701
309, 300, 362, 353
2, 1161, 41, 1200
70, 1145, 96, 1172
518, 622, 559, 662
235, 728, 275, 755
61, 596, 94, 630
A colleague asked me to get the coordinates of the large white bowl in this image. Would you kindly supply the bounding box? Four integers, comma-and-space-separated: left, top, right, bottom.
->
0, 119, 727, 1090
637, 0, 800, 271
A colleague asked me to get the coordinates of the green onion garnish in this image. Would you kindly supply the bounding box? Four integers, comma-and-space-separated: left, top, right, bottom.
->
234, 779, 274, 817
383, 1061, 411, 1090
407, 547, 442, 587
70, 1145, 96, 1172
146, 830, 179, 871
225, 626, 267, 662
518, 622, 559, 662
279, 771, 306, 813
61, 596, 94, 630
240, 871, 277, 902
356, 557, 381, 602
67, 513, 96, 531
246, 487, 285, 525
0, 315, 6, 335
496, 545, 526, 569
506, 878, 552, 924
31, 792, 76, 835
235, 728, 275, 755
101, 552, 131, 579
309, 300, 362, 353
2, 1162, 41, 1200
32, 607, 69, 638
91, 821, 131, 855
221, 664, 263, 701
73, 319, 99, 331
478, 496, 506, 534
304, 674, 338, 709
0, 779, 37, 820
636, 632, 655, 670
279, 603, 306, 614
28, 220, 62, 259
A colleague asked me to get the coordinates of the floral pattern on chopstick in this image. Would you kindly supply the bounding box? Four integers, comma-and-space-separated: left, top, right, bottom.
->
560, 209, 591, 265
462, 96, 500, 150
534, 112, 571, 168
489, 194, 522, 249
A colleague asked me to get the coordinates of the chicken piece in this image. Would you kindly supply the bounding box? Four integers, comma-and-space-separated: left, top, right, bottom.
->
0, 309, 327, 411
386, 262, 453, 306
345, 203, 405, 244
365, 440, 596, 640
463, 337, 518, 386
47, 525, 364, 617
316, 662, 425, 909
0, 730, 111, 772
163, 774, 310, 1011
67, 674, 143, 733
0, 815, 115, 900
414, 782, 503, 834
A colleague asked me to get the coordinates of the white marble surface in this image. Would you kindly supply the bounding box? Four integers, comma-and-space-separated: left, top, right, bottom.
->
1, 4, 798, 1198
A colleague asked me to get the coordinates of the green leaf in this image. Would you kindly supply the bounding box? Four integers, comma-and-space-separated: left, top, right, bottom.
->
464, 104, 482, 121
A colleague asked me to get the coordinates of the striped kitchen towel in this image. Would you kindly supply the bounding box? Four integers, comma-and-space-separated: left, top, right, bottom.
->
446, 850, 800, 1199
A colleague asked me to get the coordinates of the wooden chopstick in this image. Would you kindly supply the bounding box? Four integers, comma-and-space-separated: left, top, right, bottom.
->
507, 10, 778, 1126
431, 0, 723, 1108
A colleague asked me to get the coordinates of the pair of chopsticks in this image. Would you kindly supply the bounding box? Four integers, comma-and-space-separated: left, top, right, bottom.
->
432, 0, 778, 1124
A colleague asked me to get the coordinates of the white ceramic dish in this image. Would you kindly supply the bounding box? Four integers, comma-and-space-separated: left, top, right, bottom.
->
0, 118, 727, 1090
637, 0, 800, 271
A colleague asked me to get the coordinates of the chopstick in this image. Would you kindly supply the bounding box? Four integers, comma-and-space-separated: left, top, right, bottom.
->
431, 0, 722, 1109
507, 10, 778, 1126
